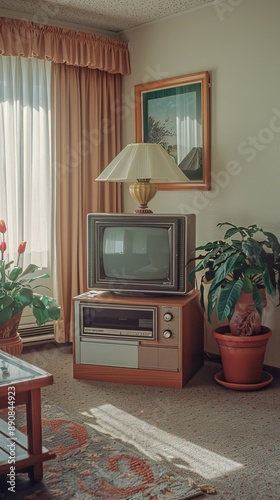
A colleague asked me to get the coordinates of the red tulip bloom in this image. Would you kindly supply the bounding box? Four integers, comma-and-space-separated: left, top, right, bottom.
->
0, 241, 6, 252
0, 220, 6, 234
17, 241, 27, 254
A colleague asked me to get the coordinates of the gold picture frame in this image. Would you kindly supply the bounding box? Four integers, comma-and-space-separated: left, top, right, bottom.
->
135, 71, 211, 190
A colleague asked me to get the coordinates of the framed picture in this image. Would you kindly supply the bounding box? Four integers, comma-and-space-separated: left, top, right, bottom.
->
135, 71, 211, 190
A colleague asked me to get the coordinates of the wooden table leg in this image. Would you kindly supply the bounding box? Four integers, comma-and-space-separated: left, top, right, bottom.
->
26, 388, 43, 481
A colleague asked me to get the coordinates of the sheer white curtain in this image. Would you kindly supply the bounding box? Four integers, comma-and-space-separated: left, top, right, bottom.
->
0, 55, 52, 268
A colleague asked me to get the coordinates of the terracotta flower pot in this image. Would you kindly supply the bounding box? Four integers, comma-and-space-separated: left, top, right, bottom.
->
0, 311, 23, 356
213, 326, 272, 385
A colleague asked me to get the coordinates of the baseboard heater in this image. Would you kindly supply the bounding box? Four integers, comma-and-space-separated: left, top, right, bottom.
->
19, 323, 55, 345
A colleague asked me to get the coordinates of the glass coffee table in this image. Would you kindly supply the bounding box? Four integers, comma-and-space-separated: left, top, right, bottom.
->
0, 350, 56, 482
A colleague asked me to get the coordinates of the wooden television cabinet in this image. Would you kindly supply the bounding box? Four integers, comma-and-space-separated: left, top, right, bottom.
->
73, 289, 204, 388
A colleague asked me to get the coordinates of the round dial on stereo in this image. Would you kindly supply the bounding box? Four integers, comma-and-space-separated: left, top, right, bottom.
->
163, 329, 172, 339
163, 312, 173, 322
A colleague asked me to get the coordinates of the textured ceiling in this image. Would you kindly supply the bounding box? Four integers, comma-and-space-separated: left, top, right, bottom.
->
0, 0, 217, 34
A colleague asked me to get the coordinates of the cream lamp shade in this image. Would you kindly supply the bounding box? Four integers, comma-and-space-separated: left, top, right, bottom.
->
95, 143, 188, 213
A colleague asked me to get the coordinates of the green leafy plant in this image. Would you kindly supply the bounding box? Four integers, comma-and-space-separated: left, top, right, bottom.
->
0, 219, 60, 326
189, 222, 280, 325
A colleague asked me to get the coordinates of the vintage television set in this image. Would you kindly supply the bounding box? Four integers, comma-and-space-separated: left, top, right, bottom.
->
73, 212, 204, 387
87, 212, 196, 296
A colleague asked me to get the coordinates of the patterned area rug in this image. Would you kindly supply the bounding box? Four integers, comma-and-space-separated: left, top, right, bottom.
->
0, 403, 202, 499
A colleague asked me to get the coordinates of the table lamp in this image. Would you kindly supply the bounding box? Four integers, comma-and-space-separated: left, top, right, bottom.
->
95, 143, 188, 213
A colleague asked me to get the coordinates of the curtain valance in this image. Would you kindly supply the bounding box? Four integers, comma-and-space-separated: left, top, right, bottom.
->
0, 17, 130, 75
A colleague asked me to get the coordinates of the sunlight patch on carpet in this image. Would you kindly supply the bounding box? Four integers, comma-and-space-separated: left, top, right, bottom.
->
82, 404, 243, 480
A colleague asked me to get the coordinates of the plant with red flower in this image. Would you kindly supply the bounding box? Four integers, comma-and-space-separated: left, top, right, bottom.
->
0, 221, 60, 326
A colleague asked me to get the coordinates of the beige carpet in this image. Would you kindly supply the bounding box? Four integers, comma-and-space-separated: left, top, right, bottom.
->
20, 343, 280, 500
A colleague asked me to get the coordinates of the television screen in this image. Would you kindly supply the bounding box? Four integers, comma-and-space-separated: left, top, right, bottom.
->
102, 226, 170, 281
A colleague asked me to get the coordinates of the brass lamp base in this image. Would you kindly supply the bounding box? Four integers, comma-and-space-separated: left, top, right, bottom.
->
129, 179, 157, 213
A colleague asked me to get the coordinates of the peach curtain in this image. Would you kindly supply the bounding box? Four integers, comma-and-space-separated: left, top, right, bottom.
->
53, 64, 122, 342
0, 17, 130, 75
0, 17, 129, 342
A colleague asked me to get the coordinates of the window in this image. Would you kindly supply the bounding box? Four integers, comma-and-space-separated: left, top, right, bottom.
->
0, 55, 52, 268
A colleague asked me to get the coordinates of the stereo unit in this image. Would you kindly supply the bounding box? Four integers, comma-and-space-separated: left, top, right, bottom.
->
80, 303, 157, 340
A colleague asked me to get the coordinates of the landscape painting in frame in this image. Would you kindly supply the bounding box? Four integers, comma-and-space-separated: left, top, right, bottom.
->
135, 72, 211, 190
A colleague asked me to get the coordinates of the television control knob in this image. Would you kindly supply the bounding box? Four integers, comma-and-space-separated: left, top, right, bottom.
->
163, 312, 173, 322
163, 329, 172, 339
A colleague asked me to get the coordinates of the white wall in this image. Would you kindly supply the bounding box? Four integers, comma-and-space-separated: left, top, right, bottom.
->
122, 0, 280, 367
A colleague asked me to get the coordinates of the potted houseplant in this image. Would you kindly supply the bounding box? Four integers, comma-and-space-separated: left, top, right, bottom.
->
189, 222, 280, 388
0, 219, 60, 355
